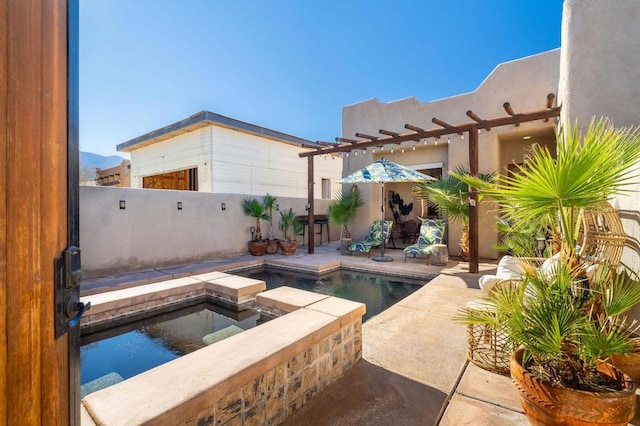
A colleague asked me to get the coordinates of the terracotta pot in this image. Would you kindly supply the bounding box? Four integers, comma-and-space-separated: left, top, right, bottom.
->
610, 351, 640, 383
279, 240, 297, 255
510, 348, 637, 426
265, 239, 280, 254
247, 240, 267, 256
339, 238, 352, 255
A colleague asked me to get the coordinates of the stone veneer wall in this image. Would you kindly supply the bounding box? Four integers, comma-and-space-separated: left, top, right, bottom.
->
192, 318, 362, 425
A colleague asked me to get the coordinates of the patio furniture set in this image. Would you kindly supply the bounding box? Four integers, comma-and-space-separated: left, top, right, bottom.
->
347, 218, 449, 265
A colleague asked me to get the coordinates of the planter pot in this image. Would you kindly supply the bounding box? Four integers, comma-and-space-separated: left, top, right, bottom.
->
510, 348, 637, 426
279, 240, 297, 255
610, 351, 640, 383
339, 238, 352, 256
265, 239, 280, 254
247, 240, 268, 256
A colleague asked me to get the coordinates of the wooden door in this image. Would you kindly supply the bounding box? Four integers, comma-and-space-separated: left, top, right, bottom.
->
1, 0, 76, 424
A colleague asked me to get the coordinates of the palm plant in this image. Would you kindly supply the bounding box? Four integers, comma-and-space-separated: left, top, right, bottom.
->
327, 185, 364, 239
278, 208, 302, 241
456, 118, 640, 394
494, 216, 554, 258
412, 165, 494, 260
454, 119, 640, 263
241, 197, 270, 241
263, 193, 278, 240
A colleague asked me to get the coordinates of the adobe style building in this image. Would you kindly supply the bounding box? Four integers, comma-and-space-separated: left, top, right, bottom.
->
340, 0, 640, 269
95, 159, 131, 187
116, 111, 342, 200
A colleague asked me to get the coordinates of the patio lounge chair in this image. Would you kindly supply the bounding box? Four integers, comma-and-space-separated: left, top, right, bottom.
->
403, 219, 446, 262
348, 220, 393, 257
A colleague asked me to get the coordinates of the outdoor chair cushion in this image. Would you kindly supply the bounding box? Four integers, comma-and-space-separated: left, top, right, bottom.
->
349, 220, 393, 253
403, 220, 446, 260
478, 255, 523, 293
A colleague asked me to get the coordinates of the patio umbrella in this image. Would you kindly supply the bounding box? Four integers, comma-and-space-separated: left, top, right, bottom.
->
339, 158, 435, 262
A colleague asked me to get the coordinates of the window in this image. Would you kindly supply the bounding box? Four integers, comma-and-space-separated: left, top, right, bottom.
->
321, 179, 331, 199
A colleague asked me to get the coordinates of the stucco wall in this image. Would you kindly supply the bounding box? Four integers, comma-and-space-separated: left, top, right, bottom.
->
80, 186, 338, 277
130, 126, 213, 191
129, 125, 342, 200
342, 49, 560, 259
558, 0, 640, 271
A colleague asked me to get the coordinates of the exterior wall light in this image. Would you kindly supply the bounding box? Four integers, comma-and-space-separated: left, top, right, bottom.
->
177, 201, 183, 210
221, 202, 226, 210
119, 200, 126, 210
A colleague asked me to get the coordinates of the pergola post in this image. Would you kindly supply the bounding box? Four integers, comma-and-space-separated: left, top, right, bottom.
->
307, 156, 315, 254
468, 127, 479, 273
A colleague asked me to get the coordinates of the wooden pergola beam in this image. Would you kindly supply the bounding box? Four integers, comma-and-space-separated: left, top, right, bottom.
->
335, 137, 360, 145
502, 102, 520, 126
379, 129, 400, 137
544, 93, 555, 122
466, 110, 491, 130
355, 132, 379, 141
301, 104, 560, 158
405, 123, 425, 132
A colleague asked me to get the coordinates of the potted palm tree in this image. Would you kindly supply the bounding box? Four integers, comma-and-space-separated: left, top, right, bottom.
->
263, 193, 280, 254
412, 166, 494, 261
278, 208, 303, 255
241, 197, 270, 256
455, 118, 640, 425
327, 185, 363, 255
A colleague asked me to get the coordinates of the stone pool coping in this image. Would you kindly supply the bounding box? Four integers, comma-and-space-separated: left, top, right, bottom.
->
80, 271, 365, 425
81, 272, 267, 331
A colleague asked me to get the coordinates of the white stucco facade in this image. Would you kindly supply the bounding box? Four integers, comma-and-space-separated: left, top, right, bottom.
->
120, 112, 342, 200
558, 0, 640, 271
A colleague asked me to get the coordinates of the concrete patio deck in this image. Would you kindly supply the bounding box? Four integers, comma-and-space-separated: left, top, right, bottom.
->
82, 243, 640, 425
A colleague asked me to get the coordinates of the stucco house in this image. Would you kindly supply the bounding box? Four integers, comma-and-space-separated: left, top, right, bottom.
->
338, 0, 640, 270
116, 111, 342, 200
340, 49, 559, 261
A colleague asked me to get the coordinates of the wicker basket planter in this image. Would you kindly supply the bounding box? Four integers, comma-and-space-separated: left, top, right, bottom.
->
510, 348, 637, 426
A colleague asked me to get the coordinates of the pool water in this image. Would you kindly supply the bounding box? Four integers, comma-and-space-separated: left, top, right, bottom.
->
236, 267, 427, 322
80, 268, 428, 395
80, 302, 265, 389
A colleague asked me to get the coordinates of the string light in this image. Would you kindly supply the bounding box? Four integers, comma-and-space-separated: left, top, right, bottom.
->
346, 152, 349, 158
447, 137, 451, 145
435, 138, 438, 146
461, 134, 464, 140
423, 139, 427, 145
391, 147, 394, 153
401, 147, 405, 154
372, 147, 376, 153
354, 150, 358, 156
412, 145, 416, 151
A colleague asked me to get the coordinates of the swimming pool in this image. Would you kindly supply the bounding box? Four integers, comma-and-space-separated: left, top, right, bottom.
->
80, 267, 428, 396
236, 266, 427, 321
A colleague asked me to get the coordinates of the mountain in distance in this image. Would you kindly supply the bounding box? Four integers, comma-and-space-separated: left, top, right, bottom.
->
80, 151, 126, 171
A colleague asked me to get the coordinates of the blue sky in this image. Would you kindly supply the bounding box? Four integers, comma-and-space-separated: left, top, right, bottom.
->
80, 1, 563, 157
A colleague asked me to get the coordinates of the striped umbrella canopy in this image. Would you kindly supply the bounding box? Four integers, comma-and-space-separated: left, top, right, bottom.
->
339, 158, 435, 261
